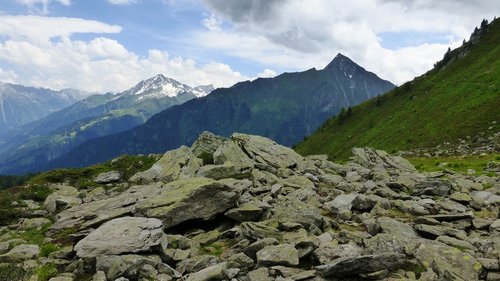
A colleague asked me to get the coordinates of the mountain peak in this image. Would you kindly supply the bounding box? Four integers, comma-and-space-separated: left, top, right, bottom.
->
325, 53, 356, 70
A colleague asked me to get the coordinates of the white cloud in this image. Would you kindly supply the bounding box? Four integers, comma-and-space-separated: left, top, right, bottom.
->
107, 0, 138, 5
257, 69, 277, 78
17, 0, 71, 14
0, 15, 249, 92
200, 0, 499, 84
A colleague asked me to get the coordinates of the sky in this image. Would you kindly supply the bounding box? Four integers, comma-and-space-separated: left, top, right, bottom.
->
0, 0, 498, 93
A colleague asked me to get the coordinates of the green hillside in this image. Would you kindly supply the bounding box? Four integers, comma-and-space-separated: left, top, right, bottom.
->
295, 19, 500, 161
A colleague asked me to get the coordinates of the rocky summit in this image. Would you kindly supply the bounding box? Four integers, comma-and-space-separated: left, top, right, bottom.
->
1, 131, 500, 281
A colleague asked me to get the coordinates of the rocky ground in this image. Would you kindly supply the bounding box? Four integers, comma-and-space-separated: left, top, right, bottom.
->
1, 131, 500, 281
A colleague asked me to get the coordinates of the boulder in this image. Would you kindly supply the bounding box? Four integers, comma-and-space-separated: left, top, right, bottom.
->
377, 217, 418, 237
44, 184, 81, 213
324, 193, 358, 214
130, 146, 202, 183
231, 133, 304, 171
256, 244, 299, 267
240, 222, 282, 241
135, 178, 241, 228
74, 217, 163, 258
316, 253, 406, 278
213, 140, 255, 171
191, 131, 227, 164
313, 243, 363, 265
94, 171, 121, 184
18, 217, 51, 230
0, 244, 39, 262
95, 254, 162, 280
272, 197, 324, 228
351, 147, 416, 172
225, 202, 263, 222
185, 262, 227, 281
197, 162, 249, 180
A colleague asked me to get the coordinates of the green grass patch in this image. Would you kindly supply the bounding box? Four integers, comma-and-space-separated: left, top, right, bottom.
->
200, 241, 232, 257
0, 264, 29, 281
36, 264, 59, 281
407, 153, 499, 176
295, 19, 500, 161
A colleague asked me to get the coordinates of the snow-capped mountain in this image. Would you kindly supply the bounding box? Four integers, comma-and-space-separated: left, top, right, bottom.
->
126, 74, 213, 100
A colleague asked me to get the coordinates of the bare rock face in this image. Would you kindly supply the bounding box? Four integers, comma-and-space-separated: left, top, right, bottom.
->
74, 217, 164, 258
352, 147, 417, 172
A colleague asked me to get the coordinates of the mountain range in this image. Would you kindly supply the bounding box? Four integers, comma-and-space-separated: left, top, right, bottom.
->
295, 17, 500, 160
0, 83, 90, 134
39, 54, 395, 171
0, 75, 213, 174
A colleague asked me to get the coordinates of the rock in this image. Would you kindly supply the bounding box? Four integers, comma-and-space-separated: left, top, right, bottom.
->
96, 254, 162, 280
94, 171, 121, 184
135, 178, 241, 228
273, 197, 324, 228
472, 191, 500, 206
18, 217, 51, 230
225, 203, 263, 222
324, 193, 358, 214
74, 217, 163, 258
412, 180, 452, 196
450, 192, 473, 203
313, 242, 363, 265
92, 271, 106, 281
316, 253, 406, 278
243, 238, 280, 259
407, 240, 481, 280
44, 184, 81, 213
282, 176, 315, 190
0, 244, 39, 262
351, 147, 416, 172
240, 222, 282, 241
256, 244, 299, 267
231, 133, 304, 171
414, 224, 467, 240
435, 235, 476, 251
490, 219, 500, 235
248, 267, 273, 281
48, 277, 74, 281
213, 140, 255, 171
197, 162, 248, 180
191, 131, 227, 164
176, 255, 219, 274
87, 187, 107, 201
130, 146, 202, 183
185, 262, 227, 281
478, 258, 499, 270
227, 253, 254, 272
377, 217, 418, 237
364, 233, 413, 254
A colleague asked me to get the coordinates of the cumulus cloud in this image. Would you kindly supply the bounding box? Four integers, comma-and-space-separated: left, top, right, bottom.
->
200, 0, 499, 84
0, 15, 250, 92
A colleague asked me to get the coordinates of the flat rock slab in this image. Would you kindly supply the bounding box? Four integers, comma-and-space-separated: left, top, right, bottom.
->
74, 217, 163, 258
316, 253, 406, 278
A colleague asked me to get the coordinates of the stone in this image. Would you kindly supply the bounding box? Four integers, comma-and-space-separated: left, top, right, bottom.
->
96, 254, 162, 280
364, 234, 413, 254
435, 235, 476, 251
197, 162, 248, 180
213, 140, 255, 171
478, 258, 499, 270
240, 222, 282, 241
225, 203, 263, 222
412, 180, 452, 196
407, 240, 481, 281
94, 171, 121, 184
472, 191, 500, 206
282, 176, 315, 190
243, 238, 280, 260
44, 184, 81, 213
135, 178, 241, 228
231, 133, 305, 171
130, 146, 202, 183
18, 217, 51, 230
377, 217, 418, 237
324, 193, 358, 214
74, 217, 163, 258
490, 219, 500, 235
256, 244, 299, 267
191, 131, 227, 164
92, 271, 106, 281
273, 197, 324, 228
316, 253, 406, 278
313, 242, 363, 265
414, 224, 467, 240
248, 267, 273, 281
227, 253, 254, 272
351, 147, 416, 172
185, 262, 227, 281
176, 255, 219, 274
0, 244, 39, 262
48, 277, 74, 281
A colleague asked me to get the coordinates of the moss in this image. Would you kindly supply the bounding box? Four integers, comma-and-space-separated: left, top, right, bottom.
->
200, 241, 233, 257
40, 243, 60, 257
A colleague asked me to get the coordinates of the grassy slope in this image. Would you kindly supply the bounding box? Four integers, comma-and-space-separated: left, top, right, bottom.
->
295, 20, 500, 161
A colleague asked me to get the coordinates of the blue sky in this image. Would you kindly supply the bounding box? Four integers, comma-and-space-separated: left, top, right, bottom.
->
0, 0, 498, 92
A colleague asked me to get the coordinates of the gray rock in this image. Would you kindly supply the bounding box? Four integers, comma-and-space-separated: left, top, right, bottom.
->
436, 236, 476, 251
0, 244, 39, 262
231, 133, 305, 171
256, 244, 299, 267
18, 217, 51, 230
185, 262, 227, 281
96, 254, 162, 280
44, 184, 81, 213
92, 271, 106, 281
412, 180, 452, 196
282, 176, 315, 190
191, 131, 227, 164
364, 233, 413, 254
94, 171, 121, 184
197, 162, 249, 180
243, 238, 280, 260
225, 202, 263, 222
313, 243, 363, 265
273, 197, 324, 228
324, 193, 358, 214
248, 267, 273, 281
490, 219, 500, 235
316, 253, 406, 278
377, 217, 418, 237
74, 217, 163, 258
227, 253, 254, 272
130, 146, 202, 183
351, 147, 416, 172
240, 222, 282, 241
213, 140, 255, 171
176, 255, 219, 274
135, 178, 241, 228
